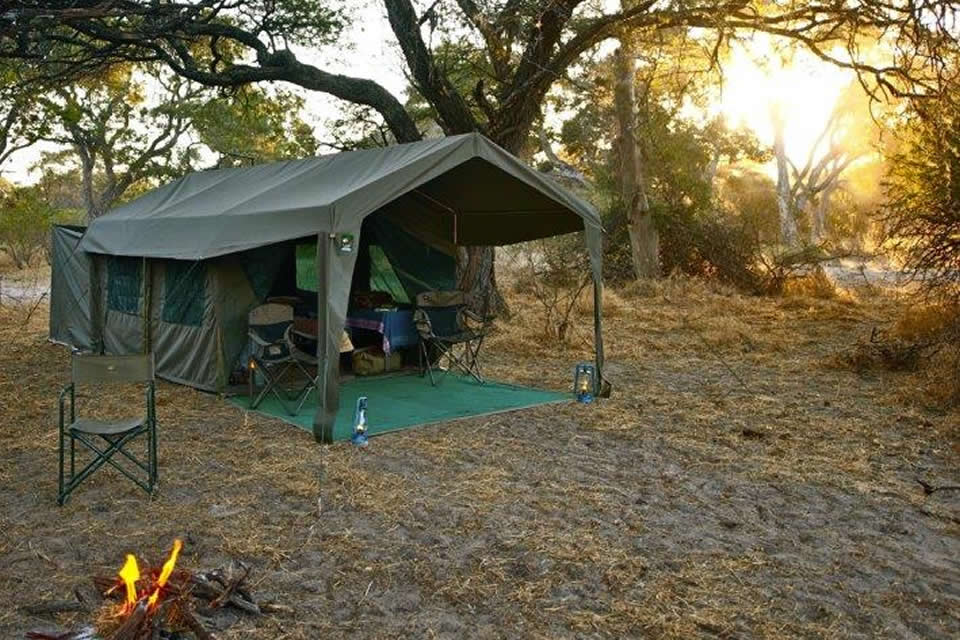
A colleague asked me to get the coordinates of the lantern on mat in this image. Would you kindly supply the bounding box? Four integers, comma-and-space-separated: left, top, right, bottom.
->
573, 363, 596, 403
352, 396, 369, 447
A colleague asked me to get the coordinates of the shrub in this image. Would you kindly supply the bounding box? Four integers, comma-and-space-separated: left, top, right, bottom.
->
509, 234, 592, 343
878, 93, 960, 304
781, 267, 837, 300
834, 304, 960, 406
655, 204, 767, 293
0, 188, 54, 269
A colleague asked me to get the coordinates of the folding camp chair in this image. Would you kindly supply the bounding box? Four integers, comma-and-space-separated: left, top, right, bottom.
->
58, 353, 157, 505
414, 290, 491, 385
247, 303, 316, 415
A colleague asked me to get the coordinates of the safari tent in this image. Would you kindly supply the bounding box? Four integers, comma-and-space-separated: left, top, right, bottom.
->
49, 133, 605, 441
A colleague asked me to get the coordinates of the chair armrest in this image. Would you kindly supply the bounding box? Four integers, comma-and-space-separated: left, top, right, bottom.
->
463, 309, 495, 323
462, 309, 494, 334
413, 309, 436, 339
284, 325, 318, 365
58, 383, 74, 403
289, 327, 317, 341
248, 331, 276, 347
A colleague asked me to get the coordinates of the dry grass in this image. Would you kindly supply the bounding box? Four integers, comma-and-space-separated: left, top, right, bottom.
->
893, 303, 959, 342
781, 268, 839, 300
831, 301, 960, 409
1, 265, 958, 639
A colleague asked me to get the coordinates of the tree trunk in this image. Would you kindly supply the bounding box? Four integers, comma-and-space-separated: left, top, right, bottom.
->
810, 183, 834, 244
613, 42, 658, 279
457, 246, 507, 317
771, 103, 800, 247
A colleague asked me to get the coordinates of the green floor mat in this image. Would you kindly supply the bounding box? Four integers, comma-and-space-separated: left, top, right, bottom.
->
230, 372, 569, 441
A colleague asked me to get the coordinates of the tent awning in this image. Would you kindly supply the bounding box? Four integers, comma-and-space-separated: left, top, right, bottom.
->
78, 133, 602, 260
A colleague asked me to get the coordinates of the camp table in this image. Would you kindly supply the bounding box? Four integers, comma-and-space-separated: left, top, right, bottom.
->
345, 308, 417, 357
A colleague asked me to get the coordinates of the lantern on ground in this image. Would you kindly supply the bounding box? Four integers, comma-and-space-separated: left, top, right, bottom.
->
352, 396, 369, 447
573, 363, 596, 404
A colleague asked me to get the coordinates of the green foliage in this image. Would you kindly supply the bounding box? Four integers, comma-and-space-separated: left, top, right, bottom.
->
556, 50, 773, 287
224, 0, 344, 49
191, 86, 319, 166
24, 65, 320, 218
0, 186, 55, 268
717, 169, 780, 244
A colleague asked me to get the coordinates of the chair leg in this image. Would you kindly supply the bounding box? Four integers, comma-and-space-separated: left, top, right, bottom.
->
426, 343, 439, 386
466, 336, 485, 384
431, 340, 482, 384
149, 422, 157, 491
419, 341, 438, 385
250, 360, 294, 414
58, 428, 65, 506
70, 430, 154, 494
289, 360, 319, 416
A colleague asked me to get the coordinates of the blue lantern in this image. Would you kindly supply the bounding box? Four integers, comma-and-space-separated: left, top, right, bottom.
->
573, 363, 596, 403
351, 396, 369, 447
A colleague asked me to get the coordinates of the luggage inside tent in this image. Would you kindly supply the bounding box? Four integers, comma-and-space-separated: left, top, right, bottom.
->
48, 133, 606, 442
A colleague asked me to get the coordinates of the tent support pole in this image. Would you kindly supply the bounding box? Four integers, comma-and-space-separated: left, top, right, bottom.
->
313, 234, 334, 443
90, 256, 104, 354
142, 258, 152, 354
592, 275, 608, 396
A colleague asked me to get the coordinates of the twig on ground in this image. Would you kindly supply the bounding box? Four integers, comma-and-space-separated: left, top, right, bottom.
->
23, 292, 48, 325
916, 478, 960, 496
20, 601, 89, 616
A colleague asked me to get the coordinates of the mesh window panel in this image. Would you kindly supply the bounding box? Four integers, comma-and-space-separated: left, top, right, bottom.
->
242, 245, 286, 299
296, 243, 318, 292
163, 260, 205, 326
107, 256, 141, 314
369, 245, 410, 304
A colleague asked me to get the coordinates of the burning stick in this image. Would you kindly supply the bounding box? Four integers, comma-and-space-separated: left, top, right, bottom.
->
105, 600, 148, 640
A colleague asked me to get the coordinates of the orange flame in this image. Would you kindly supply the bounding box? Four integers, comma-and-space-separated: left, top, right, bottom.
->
118, 554, 140, 609
147, 539, 182, 608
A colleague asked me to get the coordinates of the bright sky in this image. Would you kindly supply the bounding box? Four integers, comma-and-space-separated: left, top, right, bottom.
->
712, 36, 857, 165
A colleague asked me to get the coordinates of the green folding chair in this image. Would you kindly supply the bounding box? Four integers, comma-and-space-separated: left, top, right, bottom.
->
414, 290, 491, 385
58, 353, 157, 505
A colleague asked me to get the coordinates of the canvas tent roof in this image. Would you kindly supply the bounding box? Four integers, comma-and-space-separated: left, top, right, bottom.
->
79, 132, 602, 260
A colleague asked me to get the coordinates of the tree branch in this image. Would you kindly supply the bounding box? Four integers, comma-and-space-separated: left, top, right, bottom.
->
384, 0, 478, 135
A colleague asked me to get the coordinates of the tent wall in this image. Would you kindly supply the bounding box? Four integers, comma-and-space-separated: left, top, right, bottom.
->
149, 260, 221, 391
49, 225, 93, 350
82, 244, 313, 393
210, 257, 261, 389
92, 256, 145, 355
85, 255, 231, 392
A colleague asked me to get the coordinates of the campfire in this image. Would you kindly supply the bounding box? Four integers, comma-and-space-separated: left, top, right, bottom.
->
25, 540, 287, 640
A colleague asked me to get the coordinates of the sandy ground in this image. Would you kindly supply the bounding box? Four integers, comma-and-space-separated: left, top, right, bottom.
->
0, 264, 50, 306
0, 273, 957, 639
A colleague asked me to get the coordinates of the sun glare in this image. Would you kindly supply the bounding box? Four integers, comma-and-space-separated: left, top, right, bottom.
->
716, 37, 855, 165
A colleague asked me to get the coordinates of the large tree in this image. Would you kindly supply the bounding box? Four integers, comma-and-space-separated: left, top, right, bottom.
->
771, 83, 872, 247
0, 61, 50, 172
15, 65, 320, 220
2, 1, 955, 301
34, 67, 198, 220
